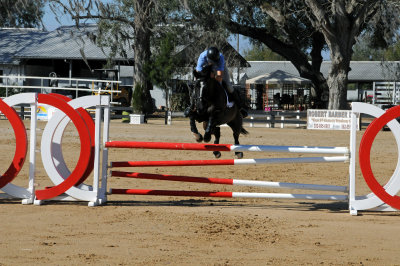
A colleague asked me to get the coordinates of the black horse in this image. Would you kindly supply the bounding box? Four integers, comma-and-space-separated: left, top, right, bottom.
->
187, 65, 248, 158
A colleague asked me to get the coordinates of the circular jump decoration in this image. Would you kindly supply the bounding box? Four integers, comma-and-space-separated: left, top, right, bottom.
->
359, 105, 400, 210
39, 95, 101, 202
34, 94, 92, 200
0, 98, 27, 188
46, 93, 95, 186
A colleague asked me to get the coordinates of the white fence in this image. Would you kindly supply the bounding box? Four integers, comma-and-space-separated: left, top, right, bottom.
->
0, 75, 121, 98
372, 81, 400, 106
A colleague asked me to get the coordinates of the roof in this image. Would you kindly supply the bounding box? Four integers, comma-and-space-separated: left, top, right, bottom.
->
246, 61, 400, 82
0, 28, 46, 64
0, 25, 133, 64
246, 70, 311, 85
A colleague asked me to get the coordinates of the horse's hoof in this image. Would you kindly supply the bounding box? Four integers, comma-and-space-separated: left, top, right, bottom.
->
203, 134, 211, 143
193, 133, 203, 142
213, 151, 221, 158
235, 152, 243, 159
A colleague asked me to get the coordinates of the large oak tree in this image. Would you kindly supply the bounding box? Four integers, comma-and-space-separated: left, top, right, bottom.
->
185, 0, 400, 109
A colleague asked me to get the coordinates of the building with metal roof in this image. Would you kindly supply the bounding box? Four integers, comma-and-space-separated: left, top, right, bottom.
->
245, 60, 400, 82
15, 25, 133, 62
0, 28, 46, 65
242, 60, 400, 110
0, 25, 133, 83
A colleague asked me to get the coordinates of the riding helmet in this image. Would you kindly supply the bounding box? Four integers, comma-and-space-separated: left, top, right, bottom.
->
207, 47, 220, 63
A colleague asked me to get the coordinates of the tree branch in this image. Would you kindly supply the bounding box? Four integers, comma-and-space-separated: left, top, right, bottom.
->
304, 0, 334, 37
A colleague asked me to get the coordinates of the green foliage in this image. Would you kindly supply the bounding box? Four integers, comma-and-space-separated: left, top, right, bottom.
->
132, 83, 144, 113
145, 32, 178, 89
243, 43, 285, 61
384, 42, 400, 60
170, 93, 189, 111
352, 36, 400, 61
0, 0, 44, 28
144, 32, 180, 110
352, 39, 385, 61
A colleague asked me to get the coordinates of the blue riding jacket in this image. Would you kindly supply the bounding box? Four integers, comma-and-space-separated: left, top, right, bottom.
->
196, 50, 225, 72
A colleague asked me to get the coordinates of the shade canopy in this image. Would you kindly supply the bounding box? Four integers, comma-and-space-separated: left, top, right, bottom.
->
246, 70, 311, 85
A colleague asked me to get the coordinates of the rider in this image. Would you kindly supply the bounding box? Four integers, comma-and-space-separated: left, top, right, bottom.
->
184, 46, 248, 118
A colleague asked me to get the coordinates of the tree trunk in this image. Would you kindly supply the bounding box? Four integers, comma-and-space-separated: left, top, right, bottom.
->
308, 73, 329, 108
325, 34, 353, 110
133, 0, 154, 114
327, 55, 350, 110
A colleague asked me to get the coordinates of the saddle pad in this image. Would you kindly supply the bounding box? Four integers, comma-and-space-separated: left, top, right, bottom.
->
224, 90, 234, 108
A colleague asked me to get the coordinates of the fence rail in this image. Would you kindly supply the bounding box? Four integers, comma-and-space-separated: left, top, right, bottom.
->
0, 104, 377, 131
244, 110, 307, 128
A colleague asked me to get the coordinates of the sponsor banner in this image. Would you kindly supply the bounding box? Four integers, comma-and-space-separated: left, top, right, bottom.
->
307, 109, 359, 130
37, 104, 57, 121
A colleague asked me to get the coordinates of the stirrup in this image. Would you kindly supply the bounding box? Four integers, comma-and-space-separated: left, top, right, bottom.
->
184, 107, 191, 117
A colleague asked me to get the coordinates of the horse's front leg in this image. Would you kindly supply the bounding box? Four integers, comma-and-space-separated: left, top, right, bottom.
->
213, 126, 221, 158
190, 116, 203, 142
203, 115, 214, 143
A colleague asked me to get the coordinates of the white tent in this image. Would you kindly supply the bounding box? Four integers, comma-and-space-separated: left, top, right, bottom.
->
245, 70, 311, 85
245, 70, 311, 110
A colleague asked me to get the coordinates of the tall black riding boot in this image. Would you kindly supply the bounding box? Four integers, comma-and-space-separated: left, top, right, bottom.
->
232, 89, 248, 118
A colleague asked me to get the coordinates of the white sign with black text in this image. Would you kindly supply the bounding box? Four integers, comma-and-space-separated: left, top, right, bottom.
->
307, 109, 359, 130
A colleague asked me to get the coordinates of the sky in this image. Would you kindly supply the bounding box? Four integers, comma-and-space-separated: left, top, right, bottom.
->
43, 4, 72, 31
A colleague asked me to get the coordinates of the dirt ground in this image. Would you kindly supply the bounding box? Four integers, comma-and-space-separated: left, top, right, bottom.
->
1, 117, 400, 265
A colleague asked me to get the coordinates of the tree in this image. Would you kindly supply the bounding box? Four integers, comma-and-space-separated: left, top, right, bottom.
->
0, 0, 44, 28
145, 32, 179, 111
243, 43, 285, 61
49, 0, 158, 114
352, 37, 385, 61
50, 0, 181, 114
384, 41, 400, 61
185, 0, 400, 109
49, 0, 219, 114
49, 0, 232, 114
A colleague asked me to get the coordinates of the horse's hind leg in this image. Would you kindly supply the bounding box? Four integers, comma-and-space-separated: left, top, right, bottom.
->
213, 126, 221, 158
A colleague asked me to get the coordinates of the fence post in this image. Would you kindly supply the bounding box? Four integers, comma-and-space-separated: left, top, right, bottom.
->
271, 113, 275, 128
280, 116, 285, 128
165, 110, 172, 125
20, 105, 25, 120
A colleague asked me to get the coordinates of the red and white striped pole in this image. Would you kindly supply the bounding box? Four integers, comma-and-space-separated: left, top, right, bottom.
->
110, 156, 348, 168
111, 171, 348, 192
110, 189, 347, 201
105, 141, 349, 155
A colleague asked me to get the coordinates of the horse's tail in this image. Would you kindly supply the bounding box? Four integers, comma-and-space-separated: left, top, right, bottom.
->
240, 127, 249, 135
